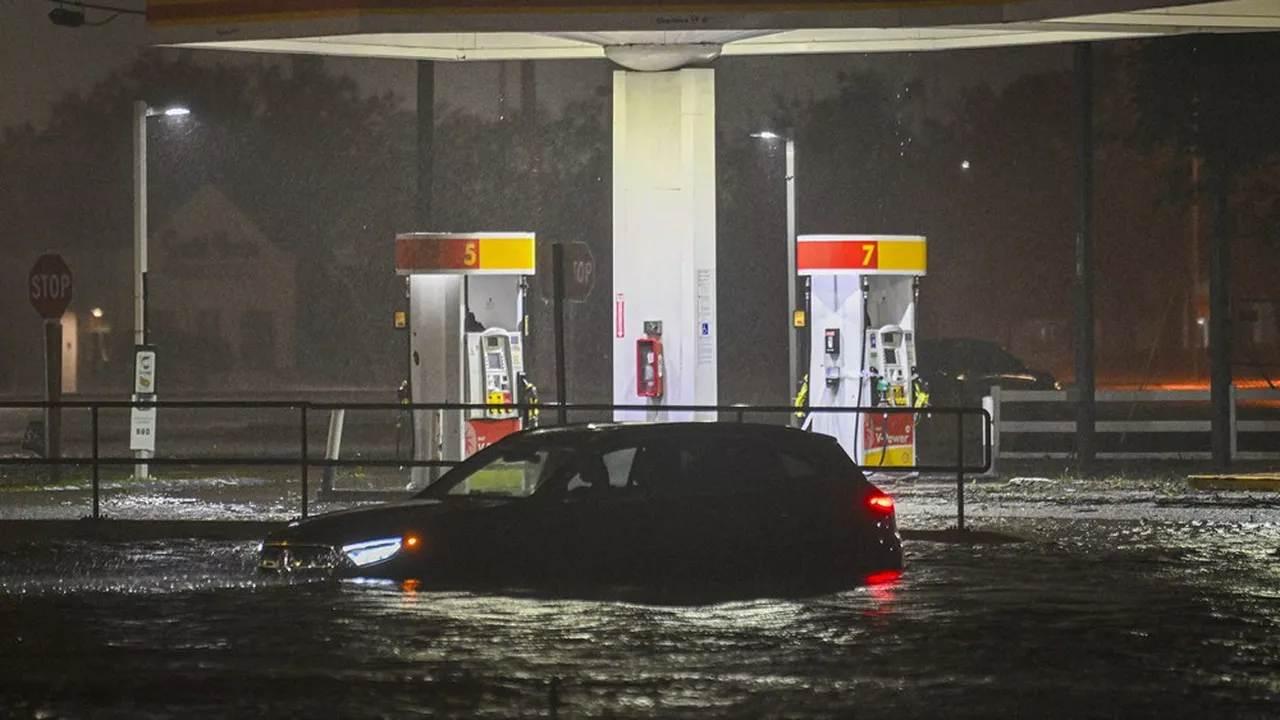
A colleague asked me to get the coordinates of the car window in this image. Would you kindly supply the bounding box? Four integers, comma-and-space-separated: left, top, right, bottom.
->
779, 451, 822, 480
561, 446, 641, 496
674, 438, 787, 495
970, 342, 1021, 372
602, 447, 638, 488
419, 441, 577, 499
995, 347, 1027, 372
447, 449, 559, 497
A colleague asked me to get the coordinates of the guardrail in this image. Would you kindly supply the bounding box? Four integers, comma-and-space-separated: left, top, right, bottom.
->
984, 385, 1280, 471
0, 400, 991, 528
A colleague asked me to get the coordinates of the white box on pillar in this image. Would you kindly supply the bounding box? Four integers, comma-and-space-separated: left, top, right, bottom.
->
612, 69, 717, 422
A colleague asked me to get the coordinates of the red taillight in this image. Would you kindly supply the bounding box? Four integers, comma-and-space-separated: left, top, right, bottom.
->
865, 570, 902, 585
866, 493, 895, 514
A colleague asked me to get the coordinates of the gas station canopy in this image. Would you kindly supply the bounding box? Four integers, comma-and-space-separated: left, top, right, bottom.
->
150, 0, 1280, 67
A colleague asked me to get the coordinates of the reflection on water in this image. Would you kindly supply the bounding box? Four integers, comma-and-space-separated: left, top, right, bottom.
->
1, 518, 1277, 719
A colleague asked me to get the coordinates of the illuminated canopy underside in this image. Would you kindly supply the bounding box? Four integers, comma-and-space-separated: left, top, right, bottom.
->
149, 0, 1280, 60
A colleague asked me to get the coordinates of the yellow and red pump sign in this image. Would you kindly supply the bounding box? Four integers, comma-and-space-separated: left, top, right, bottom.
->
395, 232, 535, 275
796, 235, 927, 276
862, 414, 915, 467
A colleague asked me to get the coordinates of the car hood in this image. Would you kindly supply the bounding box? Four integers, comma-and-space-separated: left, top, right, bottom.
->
268, 499, 450, 547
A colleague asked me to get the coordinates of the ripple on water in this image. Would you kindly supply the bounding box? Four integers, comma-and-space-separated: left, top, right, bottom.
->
0, 518, 1277, 718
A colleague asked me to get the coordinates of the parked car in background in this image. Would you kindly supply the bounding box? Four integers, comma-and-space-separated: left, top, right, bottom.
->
260, 423, 902, 595
916, 337, 1060, 407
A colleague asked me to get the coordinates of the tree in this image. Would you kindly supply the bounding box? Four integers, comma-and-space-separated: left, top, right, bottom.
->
0, 51, 417, 392
1130, 32, 1280, 465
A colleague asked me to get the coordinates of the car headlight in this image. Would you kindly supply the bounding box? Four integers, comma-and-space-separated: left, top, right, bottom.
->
341, 537, 402, 567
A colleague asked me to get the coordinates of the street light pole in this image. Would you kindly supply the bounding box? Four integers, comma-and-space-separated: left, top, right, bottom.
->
752, 129, 801, 417
132, 99, 150, 480
784, 133, 798, 417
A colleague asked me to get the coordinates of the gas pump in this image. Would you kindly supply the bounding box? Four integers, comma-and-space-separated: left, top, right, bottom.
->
395, 232, 536, 486
798, 234, 927, 467
861, 325, 918, 465
864, 326, 914, 408
464, 328, 525, 452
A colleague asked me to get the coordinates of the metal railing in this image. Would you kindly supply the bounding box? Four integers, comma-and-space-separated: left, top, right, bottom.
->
0, 400, 991, 528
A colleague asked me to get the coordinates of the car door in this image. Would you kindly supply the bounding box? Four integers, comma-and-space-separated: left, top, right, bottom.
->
536, 444, 650, 586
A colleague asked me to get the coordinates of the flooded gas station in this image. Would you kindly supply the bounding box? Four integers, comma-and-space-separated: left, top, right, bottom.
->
5, 0, 1280, 716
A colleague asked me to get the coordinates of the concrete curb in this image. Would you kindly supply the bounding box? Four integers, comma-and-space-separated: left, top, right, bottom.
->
1187, 473, 1280, 492
901, 528, 1026, 544
0, 519, 283, 543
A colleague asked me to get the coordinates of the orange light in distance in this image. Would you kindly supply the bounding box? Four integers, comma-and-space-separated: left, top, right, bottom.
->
403, 533, 422, 551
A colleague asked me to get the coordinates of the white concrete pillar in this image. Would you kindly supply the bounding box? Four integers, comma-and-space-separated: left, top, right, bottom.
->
409, 274, 464, 483
612, 68, 717, 422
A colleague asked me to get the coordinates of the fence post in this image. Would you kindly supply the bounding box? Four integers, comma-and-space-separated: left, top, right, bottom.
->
300, 404, 309, 519
552, 243, 569, 426
1229, 384, 1238, 463
956, 409, 965, 532
322, 408, 345, 496
91, 405, 100, 520
983, 387, 1001, 477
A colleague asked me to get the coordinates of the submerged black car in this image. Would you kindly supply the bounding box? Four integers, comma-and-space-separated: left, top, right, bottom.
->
260, 423, 902, 592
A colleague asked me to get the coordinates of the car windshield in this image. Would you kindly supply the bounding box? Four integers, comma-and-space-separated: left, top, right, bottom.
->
416, 440, 576, 499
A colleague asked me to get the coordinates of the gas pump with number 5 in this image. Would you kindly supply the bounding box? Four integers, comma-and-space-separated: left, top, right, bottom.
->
466, 329, 521, 419
465, 328, 525, 453
396, 231, 536, 480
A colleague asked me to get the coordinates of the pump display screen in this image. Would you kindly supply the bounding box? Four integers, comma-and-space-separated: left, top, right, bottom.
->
487, 352, 504, 368
885, 348, 898, 365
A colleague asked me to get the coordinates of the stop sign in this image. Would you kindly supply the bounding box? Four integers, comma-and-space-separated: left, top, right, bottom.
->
540, 241, 596, 303
29, 254, 73, 319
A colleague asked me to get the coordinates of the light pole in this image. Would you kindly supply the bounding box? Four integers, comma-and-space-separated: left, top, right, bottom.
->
133, 100, 189, 479
752, 130, 799, 416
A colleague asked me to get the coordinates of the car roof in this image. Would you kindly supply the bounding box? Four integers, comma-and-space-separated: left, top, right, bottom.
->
514, 422, 837, 447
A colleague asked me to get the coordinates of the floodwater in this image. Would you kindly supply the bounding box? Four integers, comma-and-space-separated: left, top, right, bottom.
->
2, 484, 1279, 718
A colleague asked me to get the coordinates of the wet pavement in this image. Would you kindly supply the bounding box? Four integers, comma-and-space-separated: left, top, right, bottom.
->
1, 474, 1279, 718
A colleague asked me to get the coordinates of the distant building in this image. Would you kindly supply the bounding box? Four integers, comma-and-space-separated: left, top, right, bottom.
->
150, 184, 298, 389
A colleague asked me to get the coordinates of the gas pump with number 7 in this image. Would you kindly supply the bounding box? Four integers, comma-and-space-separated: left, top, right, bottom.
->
862, 325, 917, 466
798, 234, 927, 467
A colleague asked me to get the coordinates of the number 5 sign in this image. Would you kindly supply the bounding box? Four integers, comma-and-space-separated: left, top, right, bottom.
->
394, 233, 536, 275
